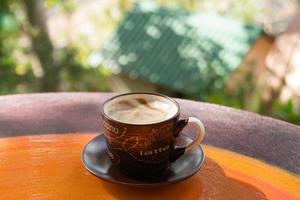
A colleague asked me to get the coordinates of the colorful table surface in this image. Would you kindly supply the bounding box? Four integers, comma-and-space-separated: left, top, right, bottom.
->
0, 93, 300, 199
0, 133, 299, 200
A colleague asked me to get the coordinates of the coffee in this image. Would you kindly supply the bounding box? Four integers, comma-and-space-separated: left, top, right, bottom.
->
103, 94, 177, 124
101, 93, 205, 175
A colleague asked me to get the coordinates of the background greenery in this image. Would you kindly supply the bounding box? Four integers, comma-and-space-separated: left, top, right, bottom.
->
1, 0, 299, 125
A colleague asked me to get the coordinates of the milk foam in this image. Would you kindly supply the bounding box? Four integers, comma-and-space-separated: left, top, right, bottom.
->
103, 94, 178, 124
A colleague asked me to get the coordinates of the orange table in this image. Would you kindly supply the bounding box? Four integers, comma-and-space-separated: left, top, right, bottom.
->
1, 133, 299, 200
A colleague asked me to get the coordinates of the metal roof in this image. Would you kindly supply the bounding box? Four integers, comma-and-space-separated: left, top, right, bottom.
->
99, 1, 262, 95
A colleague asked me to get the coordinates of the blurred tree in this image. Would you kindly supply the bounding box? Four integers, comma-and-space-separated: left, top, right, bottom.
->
0, 0, 109, 94
0, 0, 36, 94
23, 0, 59, 91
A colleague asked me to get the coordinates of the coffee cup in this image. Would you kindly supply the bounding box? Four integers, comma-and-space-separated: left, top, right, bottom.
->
101, 93, 205, 175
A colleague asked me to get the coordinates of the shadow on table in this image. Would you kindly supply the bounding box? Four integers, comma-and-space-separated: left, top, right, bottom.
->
102, 157, 268, 200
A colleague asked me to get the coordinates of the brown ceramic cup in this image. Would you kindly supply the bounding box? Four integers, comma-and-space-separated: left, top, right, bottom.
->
100, 93, 205, 175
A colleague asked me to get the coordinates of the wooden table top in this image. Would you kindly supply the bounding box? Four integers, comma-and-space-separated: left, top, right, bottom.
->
0, 133, 299, 200
0, 93, 299, 199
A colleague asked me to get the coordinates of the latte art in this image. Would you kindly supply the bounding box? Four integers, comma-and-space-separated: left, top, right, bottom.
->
104, 94, 177, 124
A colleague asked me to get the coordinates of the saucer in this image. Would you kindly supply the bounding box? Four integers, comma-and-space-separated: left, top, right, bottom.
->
82, 134, 205, 187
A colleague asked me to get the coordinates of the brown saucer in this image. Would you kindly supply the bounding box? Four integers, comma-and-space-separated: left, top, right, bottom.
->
82, 134, 205, 187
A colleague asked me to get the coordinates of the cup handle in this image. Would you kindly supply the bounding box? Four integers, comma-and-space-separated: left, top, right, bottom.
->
171, 117, 205, 162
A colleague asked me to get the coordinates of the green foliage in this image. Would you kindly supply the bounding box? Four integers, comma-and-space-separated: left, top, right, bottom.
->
45, 0, 77, 13
58, 47, 109, 91
206, 92, 242, 109
205, 83, 300, 125
156, 0, 258, 22
272, 100, 300, 124
0, 0, 109, 94
0, 0, 35, 94
206, 92, 300, 125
